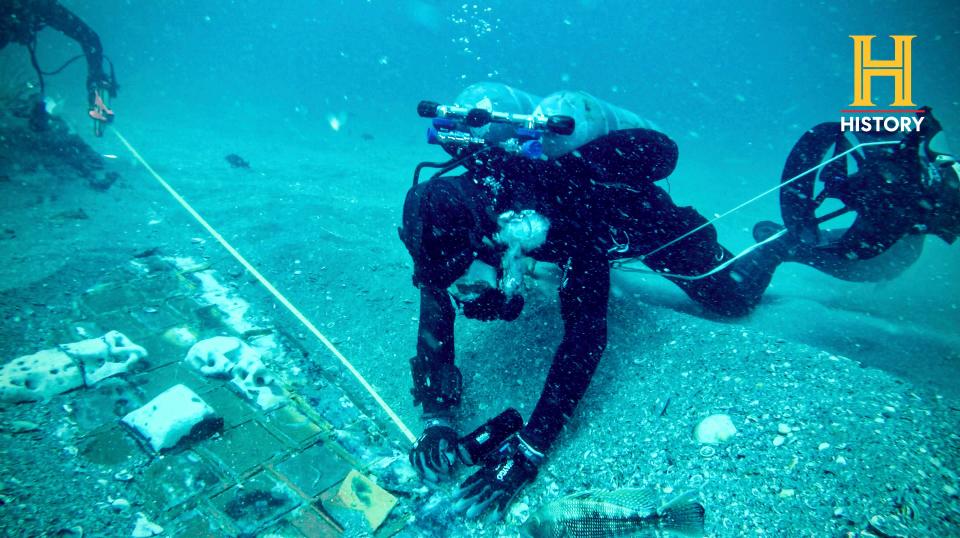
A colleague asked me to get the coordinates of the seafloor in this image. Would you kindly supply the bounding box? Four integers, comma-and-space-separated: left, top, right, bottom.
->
0, 102, 958, 537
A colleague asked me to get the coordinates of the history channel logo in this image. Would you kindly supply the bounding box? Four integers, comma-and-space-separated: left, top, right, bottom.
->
840, 35, 925, 133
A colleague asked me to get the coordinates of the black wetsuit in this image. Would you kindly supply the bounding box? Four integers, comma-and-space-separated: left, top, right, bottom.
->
402, 128, 778, 453
0, 0, 107, 104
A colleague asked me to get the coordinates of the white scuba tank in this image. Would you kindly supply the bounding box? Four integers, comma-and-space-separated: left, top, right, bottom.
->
454, 82, 542, 145
533, 91, 658, 158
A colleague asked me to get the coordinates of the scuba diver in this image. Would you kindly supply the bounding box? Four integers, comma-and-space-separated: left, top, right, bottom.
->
398, 83, 787, 520
398, 83, 959, 521
0, 0, 116, 135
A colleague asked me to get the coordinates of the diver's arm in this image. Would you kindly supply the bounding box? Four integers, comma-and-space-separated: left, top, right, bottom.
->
41, 2, 106, 99
411, 285, 461, 418
521, 249, 610, 452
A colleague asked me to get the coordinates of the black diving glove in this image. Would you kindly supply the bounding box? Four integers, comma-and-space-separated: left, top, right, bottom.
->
409, 418, 459, 483
452, 434, 543, 521
457, 408, 524, 466
462, 288, 524, 322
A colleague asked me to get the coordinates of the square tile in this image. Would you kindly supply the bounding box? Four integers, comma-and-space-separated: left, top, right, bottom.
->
200, 421, 285, 478
81, 284, 143, 315
128, 362, 211, 402
201, 386, 257, 429
195, 305, 227, 332
263, 405, 324, 448
89, 311, 150, 342
334, 417, 395, 468
72, 378, 144, 434
168, 508, 229, 538
166, 295, 202, 320
210, 471, 301, 536
275, 444, 352, 498
137, 272, 184, 300
78, 424, 147, 466
136, 451, 223, 512
136, 333, 190, 371
304, 382, 364, 431
129, 305, 183, 334
321, 470, 397, 532
287, 506, 341, 538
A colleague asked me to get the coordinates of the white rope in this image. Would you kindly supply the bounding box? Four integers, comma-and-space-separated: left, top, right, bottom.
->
636, 140, 900, 262
112, 128, 416, 444
615, 228, 787, 279
614, 139, 900, 281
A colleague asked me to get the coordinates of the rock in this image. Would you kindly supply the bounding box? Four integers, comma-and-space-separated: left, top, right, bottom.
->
184, 336, 247, 377
773, 435, 786, 447
777, 423, 791, 435
0, 349, 83, 403
162, 326, 197, 348
111, 498, 130, 513
131, 513, 163, 537
185, 337, 286, 410
693, 414, 737, 444
60, 331, 148, 386
122, 384, 222, 452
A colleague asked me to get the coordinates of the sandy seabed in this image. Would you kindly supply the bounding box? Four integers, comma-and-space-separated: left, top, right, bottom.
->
0, 108, 958, 537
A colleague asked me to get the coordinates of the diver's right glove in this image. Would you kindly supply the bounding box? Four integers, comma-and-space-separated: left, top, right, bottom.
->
457, 408, 523, 466
462, 288, 524, 321
452, 433, 543, 521
409, 418, 459, 483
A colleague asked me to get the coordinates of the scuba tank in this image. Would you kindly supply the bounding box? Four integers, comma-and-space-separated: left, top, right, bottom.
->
417, 83, 575, 165
452, 82, 541, 145
533, 91, 657, 158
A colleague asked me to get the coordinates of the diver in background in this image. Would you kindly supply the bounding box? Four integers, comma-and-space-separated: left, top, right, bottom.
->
398, 86, 783, 520
0, 0, 116, 131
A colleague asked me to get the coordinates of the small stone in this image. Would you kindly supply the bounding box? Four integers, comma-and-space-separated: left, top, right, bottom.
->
777, 423, 791, 435
114, 470, 133, 482
693, 414, 737, 444
835, 455, 847, 465
111, 498, 131, 513
772, 435, 786, 447
778, 488, 795, 498
833, 507, 845, 518
944, 485, 958, 497
818, 442, 830, 451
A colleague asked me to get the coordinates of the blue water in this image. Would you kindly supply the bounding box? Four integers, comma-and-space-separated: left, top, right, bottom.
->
15, 1, 960, 535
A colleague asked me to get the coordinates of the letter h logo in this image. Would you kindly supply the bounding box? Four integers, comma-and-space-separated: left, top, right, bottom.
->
850, 35, 916, 107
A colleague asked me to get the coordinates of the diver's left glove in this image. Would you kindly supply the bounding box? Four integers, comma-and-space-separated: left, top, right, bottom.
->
452, 433, 543, 520
409, 418, 459, 483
